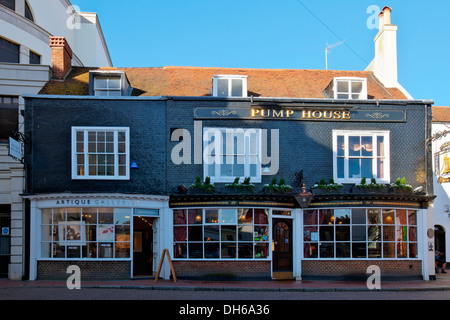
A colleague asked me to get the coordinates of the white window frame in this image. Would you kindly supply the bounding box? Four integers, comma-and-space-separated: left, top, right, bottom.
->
94, 76, 122, 96
333, 77, 367, 100
71, 126, 130, 180
332, 130, 390, 184
212, 75, 248, 97
203, 127, 261, 183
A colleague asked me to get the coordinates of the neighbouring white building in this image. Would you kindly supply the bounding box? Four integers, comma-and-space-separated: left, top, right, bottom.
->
0, 0, 112, 280
432, 107, 450, 268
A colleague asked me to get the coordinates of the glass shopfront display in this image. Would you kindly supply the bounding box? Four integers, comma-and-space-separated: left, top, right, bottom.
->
303, 208, 418, 259
173, 208, 270, 260
40, 207, 131, 259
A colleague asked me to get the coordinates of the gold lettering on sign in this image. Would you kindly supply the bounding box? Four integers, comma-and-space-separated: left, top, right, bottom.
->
250, 108, 351, 120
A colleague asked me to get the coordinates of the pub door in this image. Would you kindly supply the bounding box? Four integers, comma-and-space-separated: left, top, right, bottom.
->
272, 219, 293, 279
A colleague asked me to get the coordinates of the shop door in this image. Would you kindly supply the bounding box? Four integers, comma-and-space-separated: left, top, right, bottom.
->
133, 216, 154, 277
272, 219, 293, 279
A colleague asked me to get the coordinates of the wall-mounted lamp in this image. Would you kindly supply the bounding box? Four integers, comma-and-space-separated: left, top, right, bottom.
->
294, 184, 314, 208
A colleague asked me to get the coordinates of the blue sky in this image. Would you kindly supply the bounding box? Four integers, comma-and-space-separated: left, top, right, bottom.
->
72, 0, 450, 107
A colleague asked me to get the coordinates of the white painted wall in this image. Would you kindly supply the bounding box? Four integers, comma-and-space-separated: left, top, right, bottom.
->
0, 0, 112, 67
432, 123, 450, 259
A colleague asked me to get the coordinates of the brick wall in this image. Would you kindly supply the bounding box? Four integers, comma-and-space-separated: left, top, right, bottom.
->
302, 260, 422, 280
37, 261, 131, 280
172, 260, 271, 280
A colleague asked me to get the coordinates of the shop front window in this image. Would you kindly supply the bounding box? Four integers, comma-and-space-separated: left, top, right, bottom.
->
173, 208, 270, 260
303, 208, 418, 259
40, 207, 131, 259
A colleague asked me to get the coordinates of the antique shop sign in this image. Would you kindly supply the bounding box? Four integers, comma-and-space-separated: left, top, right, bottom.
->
193, 107, 406, 122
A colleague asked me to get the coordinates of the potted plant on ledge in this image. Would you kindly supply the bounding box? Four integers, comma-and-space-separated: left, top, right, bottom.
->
353, 177, 388, 194
312, 178, 343, 194
224, 177, 255, 194
389, 177, 413, 194
263, 177, 293, 194
189, 176, 215, 194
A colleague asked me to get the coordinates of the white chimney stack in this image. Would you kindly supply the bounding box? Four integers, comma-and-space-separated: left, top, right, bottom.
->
366, 6, 412, 99
373, 6, 397, 87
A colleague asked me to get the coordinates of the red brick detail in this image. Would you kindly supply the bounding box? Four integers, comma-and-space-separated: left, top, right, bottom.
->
37, 261, 131, 280
172, 261, 271, 279
49, 37, 73, 80
301, 260, 422, 277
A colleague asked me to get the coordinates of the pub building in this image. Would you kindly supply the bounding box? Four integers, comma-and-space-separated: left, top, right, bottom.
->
22, 7, 437, 281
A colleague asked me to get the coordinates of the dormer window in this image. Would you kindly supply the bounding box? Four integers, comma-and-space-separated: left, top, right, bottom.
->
89, 70, 132, 97
327, 77, 367, 100
213, 75, 247, 97
94, 77, 121, 96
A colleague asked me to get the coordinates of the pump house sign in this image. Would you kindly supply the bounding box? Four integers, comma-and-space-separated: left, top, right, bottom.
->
435, 141, 450, 183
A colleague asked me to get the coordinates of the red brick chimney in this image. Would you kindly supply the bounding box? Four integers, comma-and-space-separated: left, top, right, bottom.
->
49, 37, 73, 80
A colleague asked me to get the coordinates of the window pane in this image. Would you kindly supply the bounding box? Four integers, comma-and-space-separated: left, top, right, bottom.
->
383, 242, 395, 258
336, 243, 350, 258
231, 79, 243, 97
319, 226, 333, 241
188, 226, 202, 241
408, 211, 417, 225
108, 78, 121, 89
0, 0, 15, 10
304, 226, 318, 241
0, 37, 19, 63
337, 157, 344, 179
351, 81, 363, 93
221, 243, 236, 258
188, 209, 202, 224
377, 136, 384, 156
255, 243, 269, 258
337, 81, 349, 92
238, 243, 253, 258
396, 209, 407, 225
319, 243, 334, 258
361, 136, 373, 156
335, 209, 350, 224
205, 209, 218, 223
336, 226, 350, 241
174, 243, 187, 258
337, 135, 345, 156
361, 158, 373, 178
352, 243, 366, 258
352, 209, 366, 224
254, 209, 268, 224
221, 226, 236, 241
383, 209, 395, 224
367, 209, 381, 224
0, 95, 19, 141
238, 225, 253, 241
204, 226, 220, 241
217, 79, 228, 96
349, 158, 360, 178
205, 243, 219, 258
238, 209, 252, 224
368, 242, 381, 258
173, 210, 187, 224
95, 78, 108, 89
222, 209, 237, 224
319, 209, 333, 225
304, 243, 318, 258
348, 136, 360, 156
188, 243, 203, 258
352, 226, 366, 241
383, 226, 395, 241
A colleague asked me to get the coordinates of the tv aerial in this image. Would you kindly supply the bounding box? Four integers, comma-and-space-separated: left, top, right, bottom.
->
325, 41, 345, 70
